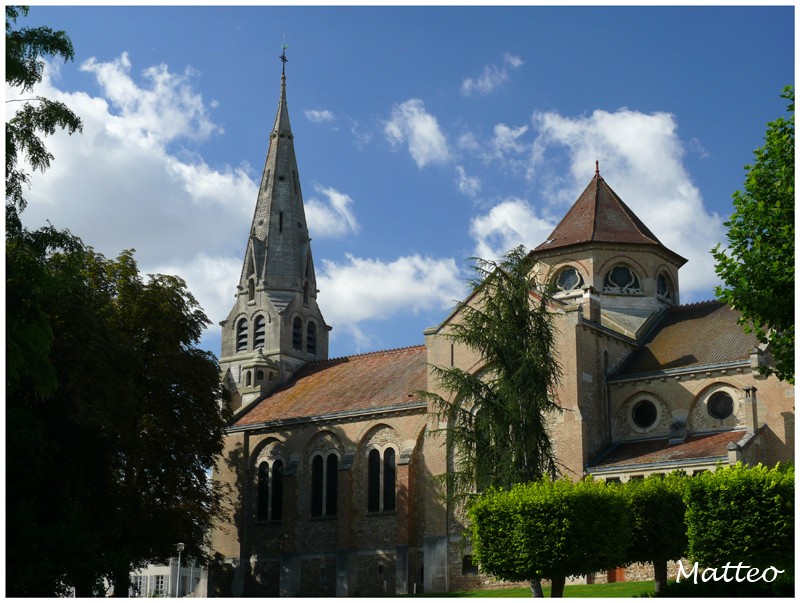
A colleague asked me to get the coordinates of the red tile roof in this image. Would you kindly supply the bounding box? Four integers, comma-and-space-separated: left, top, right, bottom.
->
533, 174, 686, 265
588, 430, 745, 471
613, 300, 758, 377
234, 345, 428, 427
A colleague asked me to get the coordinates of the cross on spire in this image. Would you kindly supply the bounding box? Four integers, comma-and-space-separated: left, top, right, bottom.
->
279, 37, 288, 75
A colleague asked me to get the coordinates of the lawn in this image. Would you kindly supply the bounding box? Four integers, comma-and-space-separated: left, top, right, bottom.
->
425, 580, 655, 597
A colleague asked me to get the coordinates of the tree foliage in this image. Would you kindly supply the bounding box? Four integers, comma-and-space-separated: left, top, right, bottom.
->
712, 86, 794, 384
7, 235, 231, 596
683, 463, 794, 573
468, 478, 630, 597
421, 245, 562, 504
623, 473, 688, 593
6, 5, 83, 213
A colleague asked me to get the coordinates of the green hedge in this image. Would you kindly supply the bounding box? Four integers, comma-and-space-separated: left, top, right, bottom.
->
467, 478, 629, 585
465, 464, 794, 596
684, 463, 794, 573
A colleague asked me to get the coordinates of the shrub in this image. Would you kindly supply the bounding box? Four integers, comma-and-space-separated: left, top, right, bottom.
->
684, 463, 794, 573
624, 472, 688, 592
468, 477, 630, 596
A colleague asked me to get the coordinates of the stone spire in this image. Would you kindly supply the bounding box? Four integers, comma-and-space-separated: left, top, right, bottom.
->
238, 63, 316, 311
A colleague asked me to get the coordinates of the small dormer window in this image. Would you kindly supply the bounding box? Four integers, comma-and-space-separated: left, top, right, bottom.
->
555, 266, 584, 292
603, 264, 641, 294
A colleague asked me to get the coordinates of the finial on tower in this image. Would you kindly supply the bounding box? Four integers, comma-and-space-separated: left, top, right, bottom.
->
279, 36, 289, 75
595, 160, 603, 180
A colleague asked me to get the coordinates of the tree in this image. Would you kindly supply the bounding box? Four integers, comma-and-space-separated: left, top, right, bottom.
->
419, 245, 561, 596
6, 7, 231, 596
6, 5, 83, 214
712, 86, 794, 384
468, 478, 630, 597
683, 463, 794, 574
7, 239, 231, 596
422, 246, 562, 500
623, 473, 688, 593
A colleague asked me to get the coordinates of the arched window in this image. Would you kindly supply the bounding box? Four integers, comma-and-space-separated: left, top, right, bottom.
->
307, 321, 317, 355
236, 318, 248, 352
253, 315, 266, 349
367, 447, 396, 513
310, 452, 338, 518
257, 462, 269, 521
256, 459, 284, 522
248, 278, 255, 302
292, 317, 303, 350
657, 273, 673, 301
603, 264, 641, 294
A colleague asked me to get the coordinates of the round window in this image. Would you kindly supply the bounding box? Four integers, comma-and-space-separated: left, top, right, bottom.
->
632, 400, 658, 429
556, 267, 584, 292
707, 391, 734, 420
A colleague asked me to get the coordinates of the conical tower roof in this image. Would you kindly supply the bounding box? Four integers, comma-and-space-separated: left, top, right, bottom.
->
534, 165, 687, 266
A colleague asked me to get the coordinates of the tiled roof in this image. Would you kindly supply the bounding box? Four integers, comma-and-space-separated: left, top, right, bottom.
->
588, 430, 745, 471
234, 345, 427, 427
534, 173, 686, 265
612, 300, 758, 378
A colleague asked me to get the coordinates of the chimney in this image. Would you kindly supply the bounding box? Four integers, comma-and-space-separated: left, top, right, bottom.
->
744, 386, 763, 434
581, 286, 601, 322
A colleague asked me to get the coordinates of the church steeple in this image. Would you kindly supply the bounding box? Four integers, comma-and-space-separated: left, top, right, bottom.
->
238, 53, 316, 311
220, 52, 329, 413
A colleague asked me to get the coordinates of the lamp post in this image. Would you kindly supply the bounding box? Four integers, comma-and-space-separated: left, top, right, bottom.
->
175, 543, 185, 598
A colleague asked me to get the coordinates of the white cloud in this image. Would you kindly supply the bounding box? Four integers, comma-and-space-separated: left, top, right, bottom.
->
461, 53, 524, 97
470, 198, 555, 261
384, 98, 450, 168
81, 52, 220, 143
305, 108, 335, 123
317, 254, 465, 326
10, 56, 254, 335
305, 184, 359, 238
455, 165, 481, 198
529, 108, 725, 298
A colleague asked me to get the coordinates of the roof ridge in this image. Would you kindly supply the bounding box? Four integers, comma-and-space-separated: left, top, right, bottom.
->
671, 299, 725, 311
311, 344, 426, 365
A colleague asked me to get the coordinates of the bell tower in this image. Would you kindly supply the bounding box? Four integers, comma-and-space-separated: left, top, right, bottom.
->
220, 49, 330, 413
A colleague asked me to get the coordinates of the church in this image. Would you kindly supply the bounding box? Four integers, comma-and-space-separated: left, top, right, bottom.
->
209, 64, 794, 597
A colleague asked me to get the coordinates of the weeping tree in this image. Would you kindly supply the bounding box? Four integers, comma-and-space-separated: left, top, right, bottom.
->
420, 245, 562, 596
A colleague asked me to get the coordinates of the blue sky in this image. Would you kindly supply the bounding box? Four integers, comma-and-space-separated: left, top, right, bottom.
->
9, 4, 795, 359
